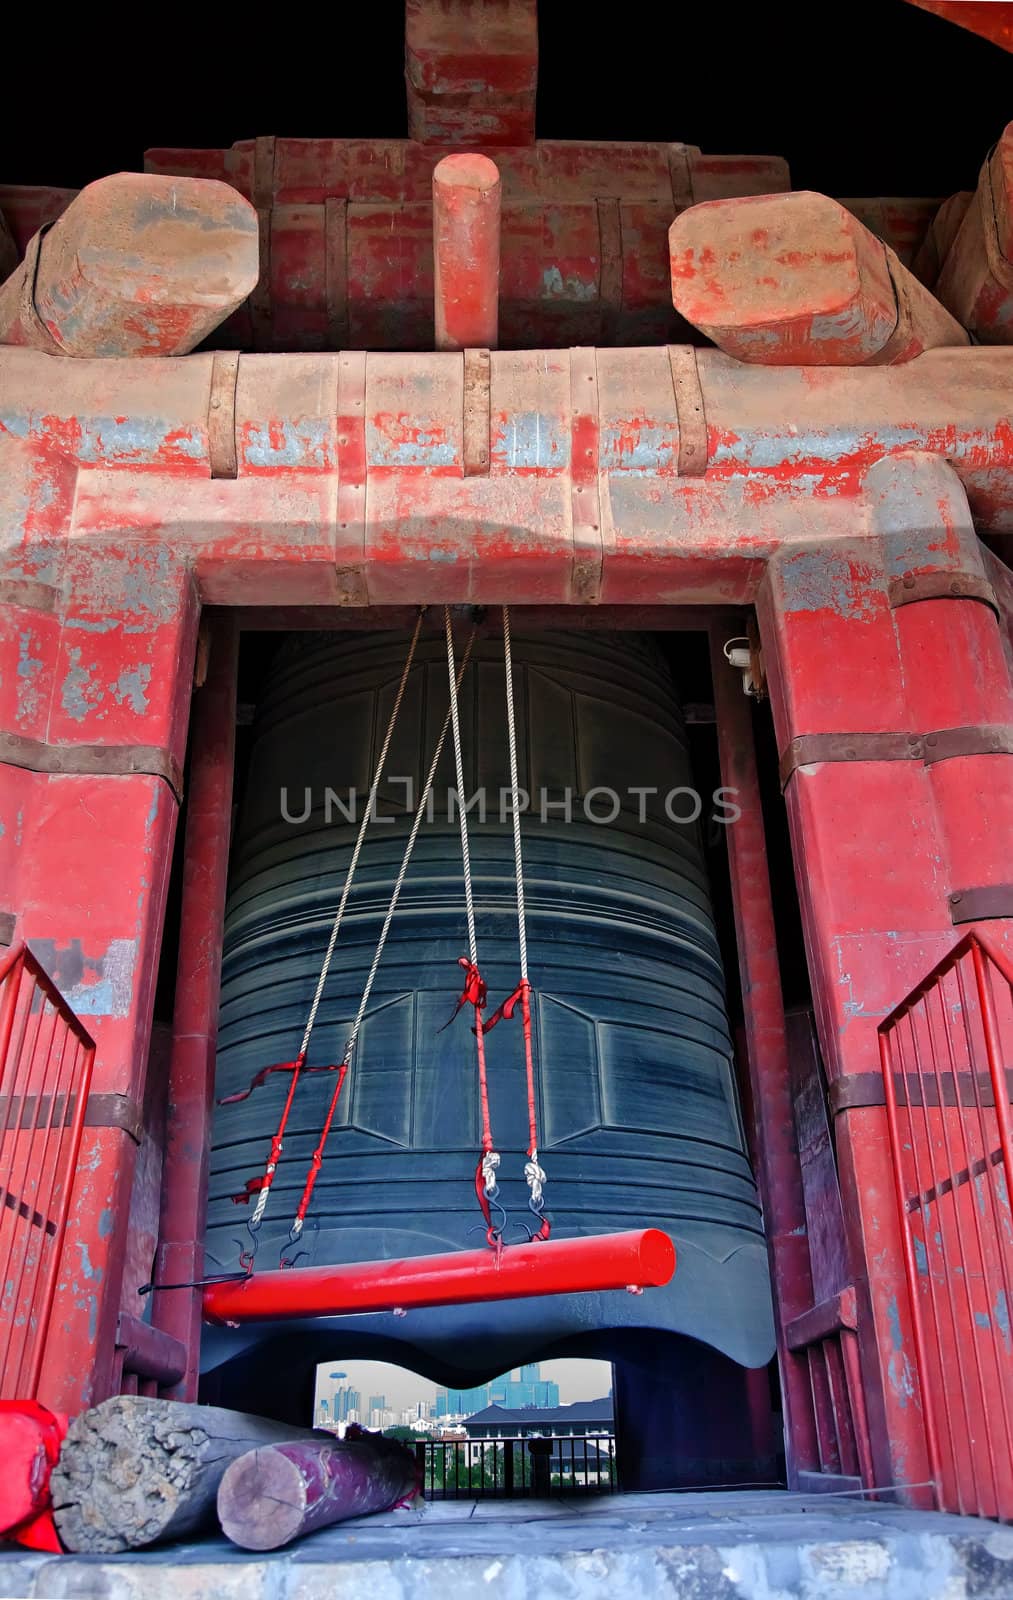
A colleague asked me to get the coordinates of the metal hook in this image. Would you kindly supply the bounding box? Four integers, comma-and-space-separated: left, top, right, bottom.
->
485, 1186, 509, 1239
511, 1219, 537, 1243
279, 1216, 318, 1270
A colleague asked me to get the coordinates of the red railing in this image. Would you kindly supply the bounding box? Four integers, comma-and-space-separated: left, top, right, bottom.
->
879, 932, 1013, 1519
0, 943, 96, 1400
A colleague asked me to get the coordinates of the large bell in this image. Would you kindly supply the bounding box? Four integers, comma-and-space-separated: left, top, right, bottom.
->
203, 626, 775, 1473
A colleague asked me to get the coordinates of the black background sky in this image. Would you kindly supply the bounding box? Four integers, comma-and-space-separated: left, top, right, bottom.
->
4, 2, 1010, 195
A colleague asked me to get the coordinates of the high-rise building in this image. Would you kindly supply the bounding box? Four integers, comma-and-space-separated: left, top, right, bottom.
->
368, 1393, 386, 1415
330, 1385, 362, 1422
435, 1364, 561, 1417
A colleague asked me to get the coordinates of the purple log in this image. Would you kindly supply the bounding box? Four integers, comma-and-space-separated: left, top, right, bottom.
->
217, 1431, 419, 1551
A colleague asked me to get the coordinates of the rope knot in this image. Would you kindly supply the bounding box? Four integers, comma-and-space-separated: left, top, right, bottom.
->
437, 957, 487, 1033
524, 1157, 547, 1207
481, 1150, 501, 1196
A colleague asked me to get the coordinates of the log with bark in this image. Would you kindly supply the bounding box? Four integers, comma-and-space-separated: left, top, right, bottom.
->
50, 1395, 320, 1553
218, 1431, 420, 1550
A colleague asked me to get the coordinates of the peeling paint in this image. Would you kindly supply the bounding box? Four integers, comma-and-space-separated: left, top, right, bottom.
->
60, 647, 101, 722
110, 662, 152, 715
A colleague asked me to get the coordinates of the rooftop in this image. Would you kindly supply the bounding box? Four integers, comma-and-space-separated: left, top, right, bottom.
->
461, 1397, 614, 1428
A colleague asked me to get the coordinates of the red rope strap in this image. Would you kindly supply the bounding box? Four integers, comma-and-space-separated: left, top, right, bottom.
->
219, 1059, 340, 1107
289, 1059, 351, 1233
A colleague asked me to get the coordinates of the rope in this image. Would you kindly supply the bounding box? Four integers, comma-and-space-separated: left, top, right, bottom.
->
500, 607, 547, 1234
502, 607, 528, 988
443, 608, 501, 1235
445, 608, 478, 970
286, 622, 479, 1244
245, 611, 425, 1236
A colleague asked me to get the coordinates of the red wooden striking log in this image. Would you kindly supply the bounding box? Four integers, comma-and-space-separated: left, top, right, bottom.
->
217, 1431, 418, 1550
433, 152, 501, 350
203, 1228, 675, 1325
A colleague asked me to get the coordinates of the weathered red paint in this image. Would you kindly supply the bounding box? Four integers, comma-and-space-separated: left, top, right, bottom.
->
0, 174, 259, 359
134, 139, 790, 350
880, 933, 1013, 1519
433, 154, 501, 350
670, 191, 968, 366
934, 121, 1013, 344
405, 0, 538, 146
1, 4, 1011, 1512
0, 944, 97, 1402
150, 619, 237, 1400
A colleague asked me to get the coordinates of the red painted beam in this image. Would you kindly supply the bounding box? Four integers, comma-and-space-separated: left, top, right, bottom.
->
433, 153, 501, 350
203, 1229, 675, 1325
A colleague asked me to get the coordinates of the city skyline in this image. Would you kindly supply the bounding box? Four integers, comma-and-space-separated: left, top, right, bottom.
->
313, 1357, 612, 1417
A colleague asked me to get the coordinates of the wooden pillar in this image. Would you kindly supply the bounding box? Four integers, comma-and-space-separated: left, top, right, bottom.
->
753, 451, 1013, 1499
151, 616, 238, 1400
709, 620, 819, 1486
0, 549, 198, 1412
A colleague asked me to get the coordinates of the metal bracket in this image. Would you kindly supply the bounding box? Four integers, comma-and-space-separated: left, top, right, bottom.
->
462, 348, 491, 477
0, 1091, 144, 1144
208, 351, 239, 481
569, 347, 603, 603
888, 570, 998, 614
923, 724, 1013, 764
780, 730, 921, 787
780, 723, 1013, 788
667, 144, 696, 211
324, 197, 349, 349
949, 884, 1013, 924
335, 351, 370, 606
831, 1071, 1013, 1113
596, 198, 623, 346
667, 346, 708, 475
250, 137, 277, 351
0, 730, 183, 803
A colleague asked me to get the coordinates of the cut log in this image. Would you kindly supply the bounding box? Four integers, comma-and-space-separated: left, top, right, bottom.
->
50, 1395, 319, 1553
218, 1432, 419, 1551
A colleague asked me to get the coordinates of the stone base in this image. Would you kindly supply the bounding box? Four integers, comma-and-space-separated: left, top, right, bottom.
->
3, 1491, 1013, 1599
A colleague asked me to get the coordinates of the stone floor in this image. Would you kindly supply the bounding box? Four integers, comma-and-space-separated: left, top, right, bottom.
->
2, 1491, 1013, 1599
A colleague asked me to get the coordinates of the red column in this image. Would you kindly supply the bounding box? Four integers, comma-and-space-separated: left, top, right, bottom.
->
152, 617, 238, 1400
755, 451, 1013, 1499
0, 543, 197, 1411
709, 622, 819, 1486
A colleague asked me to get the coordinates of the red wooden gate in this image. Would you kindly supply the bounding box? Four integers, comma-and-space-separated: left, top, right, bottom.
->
879, 932, 1013, 1519
0, 943, 95, 1400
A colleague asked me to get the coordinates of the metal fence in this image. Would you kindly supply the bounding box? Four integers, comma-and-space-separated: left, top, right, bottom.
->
879, 931, 1013, 1519
417, 1434, 618, 1498
0, 943, 96, 1399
